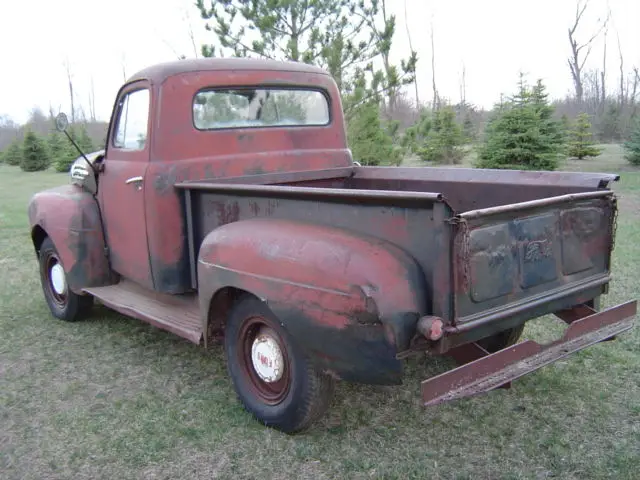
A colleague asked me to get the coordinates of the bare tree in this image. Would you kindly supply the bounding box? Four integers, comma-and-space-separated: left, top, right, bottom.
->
430, 18, 438, 110
631, 67, 639, 104
64, 58, 75, 123
600, 18, 607, 107
121, 53, 127, 82
404, 0, 419, 107
616, 29, 625, 105
88, 76, 97, 122
183, 6, 199, 58
567, 0, 609, 104
459, 62, 467, 106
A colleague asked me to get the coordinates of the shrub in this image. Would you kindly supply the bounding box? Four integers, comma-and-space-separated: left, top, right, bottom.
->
417, 106, 465, 164
347, 101, 401, 166
4, 139, 23, 166
623, 120, 640, 166
476, 77, 565, 171
20, 130, 50, 172
567, 113, 601, 159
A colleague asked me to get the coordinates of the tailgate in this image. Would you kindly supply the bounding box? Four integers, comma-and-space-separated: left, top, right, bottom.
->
451, 190, 617, 325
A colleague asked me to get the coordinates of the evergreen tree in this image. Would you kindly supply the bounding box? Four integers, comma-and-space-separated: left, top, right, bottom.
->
530, 80, 565, 150
568, 113, 601, 159
78, 125, 95, 152
4, 139, 23, 166
418, 106, 465, 164
400, 111, 431, 154
560, 114, 571, 143
476, 76, 565, 171
346, 101, 399, 166
48, 131, 66, 160
53, 132, 81, 173
462, 113, 476, 143
20, 130, 50, 172
623, 120, 640, 166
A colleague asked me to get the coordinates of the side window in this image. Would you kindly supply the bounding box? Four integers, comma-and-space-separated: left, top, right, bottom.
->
113, 89, 149, 150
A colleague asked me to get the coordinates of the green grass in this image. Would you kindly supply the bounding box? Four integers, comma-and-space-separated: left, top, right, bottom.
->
1, 148, 639, 480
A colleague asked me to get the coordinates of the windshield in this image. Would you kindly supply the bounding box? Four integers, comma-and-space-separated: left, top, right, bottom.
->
193, 88, 330, 130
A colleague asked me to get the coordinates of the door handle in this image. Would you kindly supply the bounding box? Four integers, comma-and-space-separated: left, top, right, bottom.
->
125, 176, 143, 184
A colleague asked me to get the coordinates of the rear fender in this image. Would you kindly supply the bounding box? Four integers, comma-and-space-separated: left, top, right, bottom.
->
197, 218, 428, 384
28, 184, 112, 292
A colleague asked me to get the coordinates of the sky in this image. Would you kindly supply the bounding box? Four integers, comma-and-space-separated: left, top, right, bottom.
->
0, 0, 638, 125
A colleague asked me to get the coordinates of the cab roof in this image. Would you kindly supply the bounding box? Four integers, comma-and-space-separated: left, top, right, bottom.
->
128, 57, 330, 85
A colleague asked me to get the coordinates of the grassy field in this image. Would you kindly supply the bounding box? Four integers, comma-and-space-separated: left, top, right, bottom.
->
1, 146, 639, 479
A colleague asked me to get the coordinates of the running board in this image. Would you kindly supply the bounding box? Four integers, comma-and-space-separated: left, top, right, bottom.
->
422, 300, 636, 406
84, 280, 202, 344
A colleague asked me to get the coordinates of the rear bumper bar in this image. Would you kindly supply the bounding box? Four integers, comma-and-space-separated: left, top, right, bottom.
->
421, 300, 636, 406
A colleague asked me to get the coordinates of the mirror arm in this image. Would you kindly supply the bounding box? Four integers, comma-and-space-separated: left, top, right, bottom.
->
62, 130, 98, 175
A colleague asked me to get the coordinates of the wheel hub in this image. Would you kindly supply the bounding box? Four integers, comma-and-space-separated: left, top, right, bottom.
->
50, 263, 67, 295
250, 329, 284, 383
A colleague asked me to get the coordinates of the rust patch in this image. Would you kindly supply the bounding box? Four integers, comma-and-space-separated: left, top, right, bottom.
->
27, 185, 112, 291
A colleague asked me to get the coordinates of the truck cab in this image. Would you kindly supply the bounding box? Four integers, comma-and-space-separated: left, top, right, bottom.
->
28, 58, 636, 433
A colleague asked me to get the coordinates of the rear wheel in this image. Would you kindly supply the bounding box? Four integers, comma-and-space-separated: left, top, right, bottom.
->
477, 324, 525, 353
38, 237, 93, 321
224, 294, 334, 433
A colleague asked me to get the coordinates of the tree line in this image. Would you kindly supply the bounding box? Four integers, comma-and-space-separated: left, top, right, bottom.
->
2, 0, 640, 171
0, 108, 102, 172
193, 0, 640, 169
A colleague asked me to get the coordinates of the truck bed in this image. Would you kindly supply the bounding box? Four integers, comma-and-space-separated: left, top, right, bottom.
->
175, 165, 618, 340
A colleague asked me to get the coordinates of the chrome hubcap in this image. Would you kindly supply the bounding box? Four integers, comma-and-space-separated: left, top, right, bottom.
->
250, 330, 284, 383
50, 263, 66, 295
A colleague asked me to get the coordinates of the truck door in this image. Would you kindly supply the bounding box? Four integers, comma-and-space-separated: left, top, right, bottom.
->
99, 84, 153, 289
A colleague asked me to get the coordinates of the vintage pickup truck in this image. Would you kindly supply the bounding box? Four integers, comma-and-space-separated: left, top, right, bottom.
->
28, 58, 636, 433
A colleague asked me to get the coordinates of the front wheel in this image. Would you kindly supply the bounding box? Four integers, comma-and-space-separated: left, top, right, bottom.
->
38, 237, 93, 321
224, 295, 334, 433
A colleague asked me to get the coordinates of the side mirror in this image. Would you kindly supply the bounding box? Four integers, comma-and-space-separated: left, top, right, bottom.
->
55, 112, 69, 132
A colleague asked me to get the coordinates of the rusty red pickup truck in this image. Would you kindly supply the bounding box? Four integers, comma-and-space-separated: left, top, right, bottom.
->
28, 58, 636, 433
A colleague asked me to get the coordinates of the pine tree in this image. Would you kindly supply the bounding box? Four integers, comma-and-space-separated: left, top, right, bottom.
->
462, 113, 476, 143
78, 125, 95, 152
530, 80, 565, 150
624, 120, 640, 166
476, 76, 565, 171
20, 130, 51, 172
54, 138, 81, 173
418, 106, 465, 164
48, 131, 66, 160
401, 111, 431, 153
346, 101, 399, 166
568, 113, 601, 159
4, 138, 23, 166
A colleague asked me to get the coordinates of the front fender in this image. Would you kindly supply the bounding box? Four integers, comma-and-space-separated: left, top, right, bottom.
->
28, 184, 112, 292
198, 218, 428, 384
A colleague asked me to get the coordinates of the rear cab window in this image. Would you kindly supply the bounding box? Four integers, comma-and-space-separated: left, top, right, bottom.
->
193, 88, 330, 130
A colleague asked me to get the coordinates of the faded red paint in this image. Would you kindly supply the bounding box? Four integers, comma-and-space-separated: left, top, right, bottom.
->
27, 57, 637, 410
138, 65, 351, 293
98, 79, 156, 289
28, 185, 111, 292
197, 218, 424, 329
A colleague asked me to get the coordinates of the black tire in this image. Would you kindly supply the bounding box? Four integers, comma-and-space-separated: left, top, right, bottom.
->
224, 294, 334, 433
478, 324, 525, 353
38, 237, 93, 322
